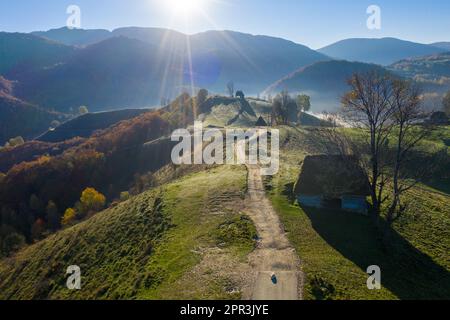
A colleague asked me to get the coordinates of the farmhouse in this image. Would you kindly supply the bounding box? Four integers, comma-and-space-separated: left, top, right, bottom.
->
294, 155, 370, 214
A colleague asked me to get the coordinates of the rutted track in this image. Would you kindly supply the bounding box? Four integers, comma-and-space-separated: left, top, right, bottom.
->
243, 165, 303, 300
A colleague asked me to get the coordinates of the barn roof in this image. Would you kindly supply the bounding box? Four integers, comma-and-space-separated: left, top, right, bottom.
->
255, 116, 268, 126
294, 155, 370, 197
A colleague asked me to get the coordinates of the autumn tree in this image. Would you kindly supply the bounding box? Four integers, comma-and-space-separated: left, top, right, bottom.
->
6, 136, 25, 148
46, 200, 60, 231
61, 208, 76, 227
443, 91, 450, 116
31, 218, 45, 241
80, 187, 106, 216
79, 106, 89, 115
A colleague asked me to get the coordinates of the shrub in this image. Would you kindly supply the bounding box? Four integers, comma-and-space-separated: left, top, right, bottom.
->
120, 191, 130, 202
61, 208, 76, 227
1, 232, 25, 257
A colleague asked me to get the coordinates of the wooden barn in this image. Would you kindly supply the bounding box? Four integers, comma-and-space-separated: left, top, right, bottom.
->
294, 155, 370, 214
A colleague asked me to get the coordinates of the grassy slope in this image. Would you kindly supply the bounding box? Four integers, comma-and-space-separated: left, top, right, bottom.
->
0, 165, 256, 300
267, 126, 450, 300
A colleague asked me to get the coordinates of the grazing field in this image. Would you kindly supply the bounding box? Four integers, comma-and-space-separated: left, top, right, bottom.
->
266, 126, 450, 300
0, 165, 256, 300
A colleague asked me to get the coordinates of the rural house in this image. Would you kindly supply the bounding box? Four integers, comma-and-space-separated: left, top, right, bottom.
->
294, 155, 370, 214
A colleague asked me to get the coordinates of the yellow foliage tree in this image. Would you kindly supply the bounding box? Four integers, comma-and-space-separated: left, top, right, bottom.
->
80, 187, 106, 214
61, 208, 76, 226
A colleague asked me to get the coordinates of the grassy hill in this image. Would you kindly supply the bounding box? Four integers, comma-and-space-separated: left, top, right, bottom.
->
37, 109, 152, 143
0, 165, 256, 299
266, 126, 450, 300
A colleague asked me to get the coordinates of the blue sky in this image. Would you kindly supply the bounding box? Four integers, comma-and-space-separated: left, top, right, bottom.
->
0, 0, 449, 49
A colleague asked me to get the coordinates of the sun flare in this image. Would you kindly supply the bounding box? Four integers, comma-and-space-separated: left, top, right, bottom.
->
165, 0, 206, 16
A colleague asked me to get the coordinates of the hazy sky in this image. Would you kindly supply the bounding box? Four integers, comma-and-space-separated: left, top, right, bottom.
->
1, 0, 449, 49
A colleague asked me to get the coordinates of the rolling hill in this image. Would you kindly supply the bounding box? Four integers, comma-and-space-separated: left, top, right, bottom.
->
0, 165, 256, 299
264, 60, 389, 112
389, 52, 450, 108
318, 38, 445, 66
13, 36, 186, 112
11, 28, 327, 112
0, 32, 75, 78
37, 109, 151, 143
431, 42, 450, 51
389, 52, 450, 86
32, 27, 112, 47
0, 76, 65, 145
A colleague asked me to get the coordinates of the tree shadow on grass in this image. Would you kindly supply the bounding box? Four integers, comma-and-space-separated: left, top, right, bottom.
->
301, 206, 450, 300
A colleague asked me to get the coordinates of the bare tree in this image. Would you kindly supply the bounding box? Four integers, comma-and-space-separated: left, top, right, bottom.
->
386, 80, 431, 225
272, 90, 297, 125
341, 72, 396, 221
341, 72, 434, 233
227, 81, 235, 97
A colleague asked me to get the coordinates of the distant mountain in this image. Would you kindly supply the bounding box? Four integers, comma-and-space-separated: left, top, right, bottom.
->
12, 28, 327, 111
0, 32, 75, 78
264, 60, 389, 112
318, 38, 445, 66
14, 36, 186, 112
116, 28, 330, 93
32, 27, 111, 47
431, 42, 450, 51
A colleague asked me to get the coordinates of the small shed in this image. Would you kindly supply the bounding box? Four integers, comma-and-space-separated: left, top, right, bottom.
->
255, 116, 268, 127
236, 90, 245, 100
294, 155, 370, 214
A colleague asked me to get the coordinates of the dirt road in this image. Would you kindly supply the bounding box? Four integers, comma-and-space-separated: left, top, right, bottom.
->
243, 165, 303, 300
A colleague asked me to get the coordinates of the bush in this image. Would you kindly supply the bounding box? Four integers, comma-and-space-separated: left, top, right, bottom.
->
215, 215, 257, 248
120, 191, 130, 202
1, 232, 25, 257
61, 208, 76, 227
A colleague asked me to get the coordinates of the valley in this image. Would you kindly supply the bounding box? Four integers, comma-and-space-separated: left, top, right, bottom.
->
0, 22, 449, 302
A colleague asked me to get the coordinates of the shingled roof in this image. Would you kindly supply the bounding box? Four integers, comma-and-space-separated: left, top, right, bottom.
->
294, 155, 370, 197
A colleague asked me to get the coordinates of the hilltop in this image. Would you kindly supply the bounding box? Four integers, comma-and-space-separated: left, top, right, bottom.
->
318, 37, 445, 66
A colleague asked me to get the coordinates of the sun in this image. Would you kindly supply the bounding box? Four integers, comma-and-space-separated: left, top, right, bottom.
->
165, 0, 206, 16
